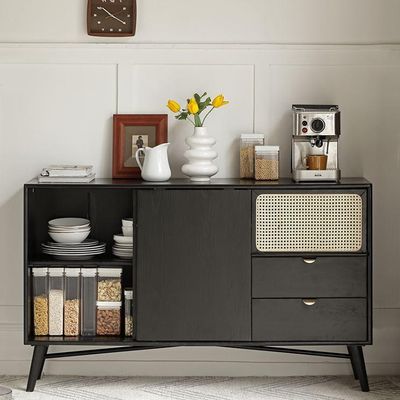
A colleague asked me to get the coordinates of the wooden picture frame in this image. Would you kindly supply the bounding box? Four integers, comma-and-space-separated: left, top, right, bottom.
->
112, 114, 168, 179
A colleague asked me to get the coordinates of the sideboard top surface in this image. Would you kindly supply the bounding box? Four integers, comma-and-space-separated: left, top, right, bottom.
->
25, 177, 371, 189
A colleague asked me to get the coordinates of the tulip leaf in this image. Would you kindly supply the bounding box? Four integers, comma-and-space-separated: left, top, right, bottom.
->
176, 112, 188, 120
194, 114, 202, 127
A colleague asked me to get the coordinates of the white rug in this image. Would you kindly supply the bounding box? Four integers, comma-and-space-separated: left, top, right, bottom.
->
1, 376, 400, 400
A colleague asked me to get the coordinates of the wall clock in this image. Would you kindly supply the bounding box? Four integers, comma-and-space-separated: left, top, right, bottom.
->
87, 0, 136, 37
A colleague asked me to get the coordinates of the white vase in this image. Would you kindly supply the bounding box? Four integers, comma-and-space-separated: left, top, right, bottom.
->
181, 127, 219, 182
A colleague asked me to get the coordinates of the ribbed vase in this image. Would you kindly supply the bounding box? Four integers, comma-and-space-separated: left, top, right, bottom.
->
181, 127, 218, 182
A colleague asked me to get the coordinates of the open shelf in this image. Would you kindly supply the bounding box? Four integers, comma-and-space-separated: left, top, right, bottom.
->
28, 335, 136, 345
28, 255, 132, 267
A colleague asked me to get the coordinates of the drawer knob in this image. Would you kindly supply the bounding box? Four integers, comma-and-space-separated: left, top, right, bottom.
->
302, 299, 317, 306
303, 258, 316, 264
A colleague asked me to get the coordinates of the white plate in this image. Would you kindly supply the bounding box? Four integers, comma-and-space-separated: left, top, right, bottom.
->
113, 235, 133, 244
48, 218, 90, 228
53, 255, 96, 261
113, 243, 133, 248
112, 252, 132, 259
45, 239, 99, 247
42, 247, 106, 253
43, 251, 105, 256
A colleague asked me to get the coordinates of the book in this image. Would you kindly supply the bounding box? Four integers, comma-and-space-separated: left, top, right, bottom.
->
41, 165, 94, 177
37, 173, 96, 183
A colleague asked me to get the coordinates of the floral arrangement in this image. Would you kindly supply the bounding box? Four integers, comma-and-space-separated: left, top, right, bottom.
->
167, 92, 229, 127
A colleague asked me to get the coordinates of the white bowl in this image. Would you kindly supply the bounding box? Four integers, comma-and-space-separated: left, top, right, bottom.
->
48, 227, 90, 233
122, 218, 133, 227
48, 217, 90, 228
49, 230, 90, 244
114, 234, 133, 244
122, 226, 133, 237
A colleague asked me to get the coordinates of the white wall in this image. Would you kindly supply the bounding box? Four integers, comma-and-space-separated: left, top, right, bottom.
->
1, 0, 400, 376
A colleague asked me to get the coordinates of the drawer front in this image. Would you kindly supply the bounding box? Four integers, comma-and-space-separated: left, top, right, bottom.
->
253, 298, 367, 342
252, 257, 367, 298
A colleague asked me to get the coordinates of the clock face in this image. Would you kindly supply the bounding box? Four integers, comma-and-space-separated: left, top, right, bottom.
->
87, 0, 136, 37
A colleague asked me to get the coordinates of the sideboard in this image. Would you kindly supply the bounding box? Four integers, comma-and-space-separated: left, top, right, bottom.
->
24, 178, 372, 392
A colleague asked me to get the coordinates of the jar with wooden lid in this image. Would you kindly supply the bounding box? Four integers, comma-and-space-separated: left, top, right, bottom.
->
255, 145, 280, 180
240, 134, 264, 178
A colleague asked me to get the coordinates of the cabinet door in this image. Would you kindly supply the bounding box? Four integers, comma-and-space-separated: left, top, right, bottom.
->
136, 189, 251, 341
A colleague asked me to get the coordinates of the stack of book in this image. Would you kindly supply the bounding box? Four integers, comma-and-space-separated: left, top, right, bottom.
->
38, 165, 95, 183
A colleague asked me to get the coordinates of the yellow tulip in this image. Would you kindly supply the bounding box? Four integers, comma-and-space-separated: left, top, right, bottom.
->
167, 99, 181, 113
212, 94, 229, 108
187, 98, 199, 114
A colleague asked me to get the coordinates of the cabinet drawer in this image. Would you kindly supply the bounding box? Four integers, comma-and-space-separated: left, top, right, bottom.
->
253, 298, 367, 342
252, 257, 367, 298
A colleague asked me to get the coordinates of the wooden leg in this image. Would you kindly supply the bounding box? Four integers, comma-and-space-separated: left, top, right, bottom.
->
26, 345, 48, 392
348, 345, 369, 392
347, 345, 358, 380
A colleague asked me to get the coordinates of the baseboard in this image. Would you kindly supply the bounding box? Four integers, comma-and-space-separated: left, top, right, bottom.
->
2, 360, 400, 377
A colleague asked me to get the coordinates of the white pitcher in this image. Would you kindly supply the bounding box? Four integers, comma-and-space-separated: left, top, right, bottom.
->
135, 143, 171, 182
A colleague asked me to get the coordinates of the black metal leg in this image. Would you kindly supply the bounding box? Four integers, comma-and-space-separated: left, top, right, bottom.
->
347, 346, 358, 380
26, 345, 48, 392
348, 345, 369, 392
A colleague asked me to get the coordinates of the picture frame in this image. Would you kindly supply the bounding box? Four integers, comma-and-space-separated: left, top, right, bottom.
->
112, 114, 168, 179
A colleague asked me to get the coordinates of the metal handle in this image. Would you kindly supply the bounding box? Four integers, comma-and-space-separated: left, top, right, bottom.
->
303, 258, 316, 264
302, 299, 317, 306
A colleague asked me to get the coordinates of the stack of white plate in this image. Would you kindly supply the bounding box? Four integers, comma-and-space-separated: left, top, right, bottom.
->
48, 218, 91, 244
112, 218, 133, 259
42, 239, 106, 260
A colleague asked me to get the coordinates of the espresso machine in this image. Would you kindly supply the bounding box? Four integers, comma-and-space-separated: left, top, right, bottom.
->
292, 104, 341, 182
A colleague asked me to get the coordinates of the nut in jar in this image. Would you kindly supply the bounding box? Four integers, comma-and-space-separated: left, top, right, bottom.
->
254, 145, 280, 181
96, 301, 121, 336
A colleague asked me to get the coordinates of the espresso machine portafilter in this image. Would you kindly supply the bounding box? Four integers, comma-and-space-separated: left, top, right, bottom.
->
291, 104, 341, 182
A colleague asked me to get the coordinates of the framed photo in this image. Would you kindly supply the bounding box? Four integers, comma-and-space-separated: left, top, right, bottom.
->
112, 114, 168, 178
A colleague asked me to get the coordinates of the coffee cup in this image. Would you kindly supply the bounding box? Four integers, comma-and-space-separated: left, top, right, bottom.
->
305, 154, 328, 170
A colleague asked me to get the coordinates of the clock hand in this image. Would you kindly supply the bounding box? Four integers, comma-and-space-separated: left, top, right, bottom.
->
97, 7, 126, 25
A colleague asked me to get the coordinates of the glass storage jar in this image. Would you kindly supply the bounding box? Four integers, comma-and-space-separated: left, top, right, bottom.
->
96, 301, 121, 336
64, 268, 81, 336
48, 268, 64, 335
97, 268, 122, 301
32, 267, 49, 336
124, 289, 133, 337
81, 268, 97, 336
255, 145, 280, 181
240, 133, 264, 178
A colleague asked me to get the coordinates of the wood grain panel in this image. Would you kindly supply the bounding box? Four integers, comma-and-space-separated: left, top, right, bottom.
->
136, 189, 251, 341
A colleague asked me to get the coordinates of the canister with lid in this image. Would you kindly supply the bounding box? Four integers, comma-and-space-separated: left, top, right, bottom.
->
124, 288, 133, 337
32, 267, 49, 336
96, 301, 122, 336
81, 268, 97, 336
239, 133, 264, 178
255, 145, 280, 181
48, 268, 64, 336
64, 268, 81, 336
97, 268, 122, 301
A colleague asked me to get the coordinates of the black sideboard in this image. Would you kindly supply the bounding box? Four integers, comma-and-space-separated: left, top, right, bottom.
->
23, 178, 372, 392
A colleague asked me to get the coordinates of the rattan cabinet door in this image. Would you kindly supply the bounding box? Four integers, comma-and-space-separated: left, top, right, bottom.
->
253, 191, 366, 253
